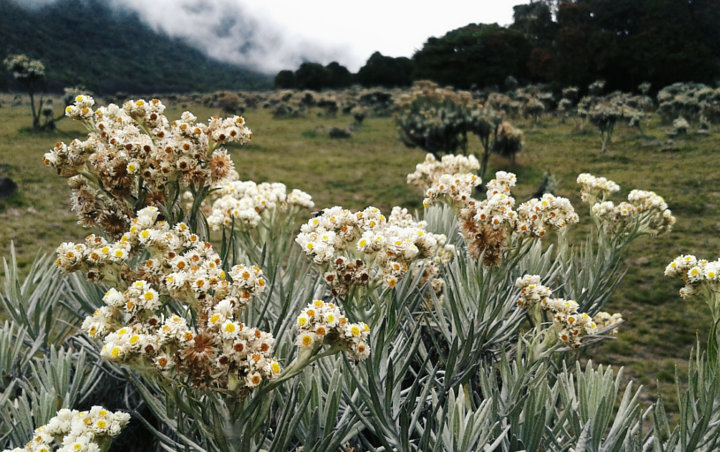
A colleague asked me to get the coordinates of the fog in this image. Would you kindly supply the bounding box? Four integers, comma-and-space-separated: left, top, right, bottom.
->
15, 0, 517, 73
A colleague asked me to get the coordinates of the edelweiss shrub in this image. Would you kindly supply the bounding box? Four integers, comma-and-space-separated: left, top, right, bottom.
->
3, 54, 45, 82
656, 81, 720, 123
585, 101, 622, 153
295, 299, 370, 361
57, 207, 282, 391
577, 173, 620, 203
579, 174, 676, 237
522, 97, 545, 122
206, 180, 314, 230
393, 80, 477, 156
3, 54, 60, 131
44, 95, 252, 236
406, 153, 480, 191
486, 92, 521, 116
492, 121, 523, 163
26, 96, 720, 451
665, 254, 720, 310
423, 168, 578, 265
39, 99, 385, 452
515, 274, 622, 348
296, 205, 454, 296
673, 116, 690, 135
577, 91, 647, 151
562, 86, 580, 103
3, 406, 129, 452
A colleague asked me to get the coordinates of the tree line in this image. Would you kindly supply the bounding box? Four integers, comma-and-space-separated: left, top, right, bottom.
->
275, 0, 720, 93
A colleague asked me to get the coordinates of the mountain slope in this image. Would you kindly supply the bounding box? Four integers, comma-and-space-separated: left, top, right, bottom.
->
0, 0, 271, 93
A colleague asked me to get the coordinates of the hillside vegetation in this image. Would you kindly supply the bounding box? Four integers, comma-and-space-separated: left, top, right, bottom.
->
0, 0, 271, 94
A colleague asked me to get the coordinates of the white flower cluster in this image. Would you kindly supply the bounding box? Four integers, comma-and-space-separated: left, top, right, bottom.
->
548, 299, 598, 348
44, 96, 252, 236
422, 173, 481, 209
296, 206, 453, 295
592, 312, 623, 334
296, 300, 371, 361
207, 180, 314, 230
672, 116, 690, 134
3, 406, 129, 452
485, 171, 516, 195
407, 153, 480, 190
57, 207, 278, 391
665, 254, 720, 300
3, 54, 45, 81
515, 194, 579, 238
421, 169, 578, 265
514, 274, 552, 308
515, 274, 623, 348
591, 187, 675, 236
63, 94, 95, 121
577, 173, 620, 203
474, 172, 518, 231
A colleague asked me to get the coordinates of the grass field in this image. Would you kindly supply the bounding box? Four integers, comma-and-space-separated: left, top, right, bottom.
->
1, 95, 718, 412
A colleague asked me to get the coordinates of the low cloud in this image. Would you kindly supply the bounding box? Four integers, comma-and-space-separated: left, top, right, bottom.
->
15, 0, 350, 73
117, 0, 348, 73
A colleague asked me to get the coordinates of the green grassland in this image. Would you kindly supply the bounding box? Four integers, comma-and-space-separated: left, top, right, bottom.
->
1, 94, 719, 413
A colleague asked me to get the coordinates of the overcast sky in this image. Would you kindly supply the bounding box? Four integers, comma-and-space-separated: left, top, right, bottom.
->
243, 1, 519, 69
22, 0, 521, 73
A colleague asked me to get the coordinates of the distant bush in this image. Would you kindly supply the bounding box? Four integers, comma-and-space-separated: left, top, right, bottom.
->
657, 82, 720, 124
673, 116, 690, 135
215, 91, 246, 115
578, 88, 648, 152
522, 97, 545, 122
493, 121, 524, 163
3, 54, 55, 130
393, 80, 477, 157
394, 81, 523, 183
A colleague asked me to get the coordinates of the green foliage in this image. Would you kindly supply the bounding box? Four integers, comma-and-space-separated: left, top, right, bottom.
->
273, 70, 297, 89
357, 52, 414, 88
293, 63, 332, 91
549, 0, 720, 91
279, 61, 355, 91
0, 247, 103, 449
412, 23, 531, 89
325, 62, 354, 88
